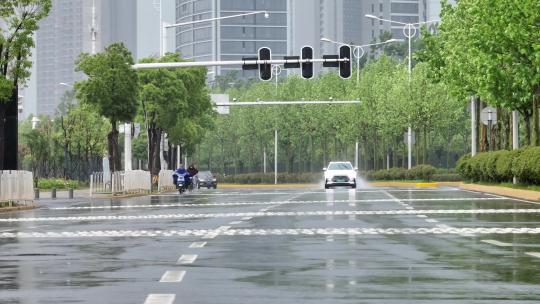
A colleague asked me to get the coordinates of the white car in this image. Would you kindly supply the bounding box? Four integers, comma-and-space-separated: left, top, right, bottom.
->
323, 161, 357, 189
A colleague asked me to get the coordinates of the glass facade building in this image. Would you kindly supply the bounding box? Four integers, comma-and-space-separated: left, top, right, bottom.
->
175, 0, 287, 78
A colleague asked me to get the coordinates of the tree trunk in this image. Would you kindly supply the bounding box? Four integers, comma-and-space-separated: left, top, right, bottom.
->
147, 126, 161, 176
2, 87, 18, 170
475, 97, 481, 153
533, 92, 540, 146
0, 102, 5, 169
107, 121, 121, 172
524, 112, 532, 146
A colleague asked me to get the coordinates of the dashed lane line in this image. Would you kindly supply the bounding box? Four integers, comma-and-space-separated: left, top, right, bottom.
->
229, 221, 242, 225
202, 225, 230, 239
49, 197, 505, 210
177, 254, 197, 265
241, 217, 252, 221
144, 294, 175, 304
425, 219, 439, 223
3, 227, 540, 239
525, 252, 540, 258
189, 242, 207, 248
8, 208, 540, 223
159, 271, 186, 283
481, 239, 513, 247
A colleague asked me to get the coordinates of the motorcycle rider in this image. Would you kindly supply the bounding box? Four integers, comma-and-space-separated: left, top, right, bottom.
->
172, 165, 191, 189
187, 164, 199, 189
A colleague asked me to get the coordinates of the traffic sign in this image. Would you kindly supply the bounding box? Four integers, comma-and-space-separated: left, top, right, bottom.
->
481, 107, 497, 126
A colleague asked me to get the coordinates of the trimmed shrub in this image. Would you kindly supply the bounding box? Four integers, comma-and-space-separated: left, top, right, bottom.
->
37, 178, 82, 189
512, 146, 540, 184
402, 165, 436, 181
494, 150, 519, 182
456, 147, 540, 184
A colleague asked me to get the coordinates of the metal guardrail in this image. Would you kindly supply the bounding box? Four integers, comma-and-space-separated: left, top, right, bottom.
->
90, 170, 151, 197
0, 170, 34, 202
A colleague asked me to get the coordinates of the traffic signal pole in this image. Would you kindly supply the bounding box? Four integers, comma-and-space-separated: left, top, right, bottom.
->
132, 58, 350, 70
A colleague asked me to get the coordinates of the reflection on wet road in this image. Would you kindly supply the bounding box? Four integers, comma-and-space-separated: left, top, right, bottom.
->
1, 187, 540, 303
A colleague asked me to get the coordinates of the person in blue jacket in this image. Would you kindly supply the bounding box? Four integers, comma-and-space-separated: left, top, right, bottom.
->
172, 165, 191, 188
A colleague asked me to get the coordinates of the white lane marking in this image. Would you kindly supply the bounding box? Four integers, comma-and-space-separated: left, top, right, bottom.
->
417, 215, 427, 218
49, 197, 507, 210
189, 242, 207, 248
144, 294, 175, 304
425, 219, 438, 223
202, 233, 217, 239
525, 252, 540, 258
202, 225, 231, 239
153, 189, 461, 197
4, 227, 540, 239
462, 189, 540, 205
241, 217, 252, 221
482, 239, 513, 247
12, 207, 540, 223
177, 254, 197, 264
160, 271, 186, 283
229, 221, 242, 225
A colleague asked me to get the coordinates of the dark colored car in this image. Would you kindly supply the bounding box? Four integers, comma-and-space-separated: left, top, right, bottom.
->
197, 171, 217, 189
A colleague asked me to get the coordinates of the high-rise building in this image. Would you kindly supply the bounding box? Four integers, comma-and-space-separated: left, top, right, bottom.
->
29, 0, 175, 117
176, 0, 451, 80
175, 0, 288, 78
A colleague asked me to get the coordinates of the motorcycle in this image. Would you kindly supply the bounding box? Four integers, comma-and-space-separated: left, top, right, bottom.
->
176, 175, 187, 194
176, 174, 193, 194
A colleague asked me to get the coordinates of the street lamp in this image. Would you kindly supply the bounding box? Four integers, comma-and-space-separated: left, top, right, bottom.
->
365, 14, 439, 169
320, 37, 403, 84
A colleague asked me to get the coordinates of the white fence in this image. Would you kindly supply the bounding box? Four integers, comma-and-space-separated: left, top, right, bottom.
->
90, 170, 151, 197
158, 170, 176, 191
0, 170, 34, 202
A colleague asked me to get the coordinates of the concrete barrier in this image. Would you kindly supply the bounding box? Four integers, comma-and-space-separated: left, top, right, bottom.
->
0, 170, 34, 202
158, 170, 175, 192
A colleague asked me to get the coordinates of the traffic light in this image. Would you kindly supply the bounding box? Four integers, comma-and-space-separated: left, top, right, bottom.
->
301, 46, 313, 79
339, 45, 352, 79
258, 47, 272, 81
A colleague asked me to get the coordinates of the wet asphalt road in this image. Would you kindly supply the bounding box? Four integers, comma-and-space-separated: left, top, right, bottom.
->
2, 186, 540, 303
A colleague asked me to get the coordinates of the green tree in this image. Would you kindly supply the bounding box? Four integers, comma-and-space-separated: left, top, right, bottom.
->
75, 43, 139, 172
137, 53, 213, 176
432, 0, 540, 146
0, 0, 51, 169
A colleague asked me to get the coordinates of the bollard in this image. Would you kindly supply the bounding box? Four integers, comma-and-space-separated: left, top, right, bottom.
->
68, 188, 74, 199
51, 188, 56, 199
34, 188, 40, 199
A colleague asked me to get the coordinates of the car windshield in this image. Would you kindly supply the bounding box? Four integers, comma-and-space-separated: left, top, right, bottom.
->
198, 171, 213, 179
328, 163, 353, 170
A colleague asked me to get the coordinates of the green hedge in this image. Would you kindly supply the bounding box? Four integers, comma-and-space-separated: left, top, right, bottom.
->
37, 178, 83, 190
364, 165, 459, 181
217, 165, 458, 184
217, 173, 322, 184
456, 147, 540, 184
